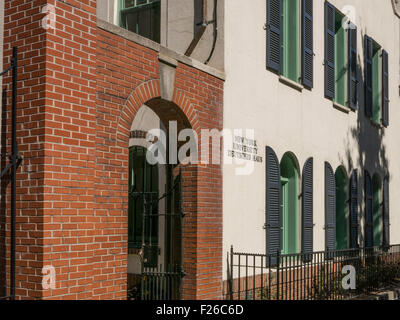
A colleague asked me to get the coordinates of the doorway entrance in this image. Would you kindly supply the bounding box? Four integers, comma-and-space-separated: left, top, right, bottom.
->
127, 106, 185, 300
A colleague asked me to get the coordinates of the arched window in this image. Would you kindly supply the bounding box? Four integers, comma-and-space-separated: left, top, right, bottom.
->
335, 167, 349, 250
280, 153, 300, 254
128, 146, 159, 249
372, 174, 382, 247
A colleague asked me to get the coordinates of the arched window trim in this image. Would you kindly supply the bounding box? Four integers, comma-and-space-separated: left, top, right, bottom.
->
280, 152, 301, 255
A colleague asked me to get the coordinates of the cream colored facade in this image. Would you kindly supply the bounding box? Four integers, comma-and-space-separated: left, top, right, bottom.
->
223, 0, 400, 278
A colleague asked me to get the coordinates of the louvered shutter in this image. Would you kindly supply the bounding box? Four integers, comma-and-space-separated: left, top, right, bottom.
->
364, 171, 373, 247
325, 162, 336, 258
324, 2, 335, 99
349, 170, 359, 248
302, 0, 313, 89
302, 158, 313, 262
382, 50, 389, 127
348, 25, 358, 110
383, 176, 390, 248
266, 146, 281, 266
364, 36, 373, 117
267, 0, 282, 73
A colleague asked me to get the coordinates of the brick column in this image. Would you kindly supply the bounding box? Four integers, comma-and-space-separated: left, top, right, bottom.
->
3, 0, 98, 299
42, 0, 97, 300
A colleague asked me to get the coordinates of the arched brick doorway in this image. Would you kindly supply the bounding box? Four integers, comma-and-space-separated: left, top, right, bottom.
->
105, 78, 222, 300
125, 97, 197, 300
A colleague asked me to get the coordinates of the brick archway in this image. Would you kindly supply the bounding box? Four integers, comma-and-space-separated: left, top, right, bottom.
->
118, 80, 203, 299
94, 56, 223, 300
116, 79, 201, 144
100, 68, 223, 299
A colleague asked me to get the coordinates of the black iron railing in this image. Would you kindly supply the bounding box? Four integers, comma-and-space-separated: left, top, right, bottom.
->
1, 47, 21, 301
226, 245, 400, 300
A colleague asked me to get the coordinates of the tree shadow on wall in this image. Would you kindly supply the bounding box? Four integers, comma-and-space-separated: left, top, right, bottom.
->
339, 29, 389, 248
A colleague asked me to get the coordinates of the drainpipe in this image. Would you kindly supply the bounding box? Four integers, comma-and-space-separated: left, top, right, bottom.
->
204, 0, 217, 65
392, 0, 400, 18
185, 0, 207, 56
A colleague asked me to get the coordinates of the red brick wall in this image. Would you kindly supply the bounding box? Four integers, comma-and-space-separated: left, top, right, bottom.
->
2, 0, 47, 299
2, 0, 223, 300
96, 28, 224, 299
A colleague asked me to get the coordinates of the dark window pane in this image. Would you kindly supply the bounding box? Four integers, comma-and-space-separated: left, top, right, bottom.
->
125, 0, 135, 8
121, 0, 160, 43
128, 146, 159, 248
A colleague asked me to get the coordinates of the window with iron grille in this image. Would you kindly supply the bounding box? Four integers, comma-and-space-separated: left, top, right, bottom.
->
128, 146, 159, 249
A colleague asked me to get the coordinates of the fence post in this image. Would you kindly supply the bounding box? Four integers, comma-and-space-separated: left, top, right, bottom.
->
268, 254, 271, 300
230, 246, 233, 300
276, 250, 280, 300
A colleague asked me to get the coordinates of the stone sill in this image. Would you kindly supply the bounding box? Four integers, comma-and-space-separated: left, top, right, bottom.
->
279, 75, 303, 92
97, 19, 226, 81
333, 101, 352, 114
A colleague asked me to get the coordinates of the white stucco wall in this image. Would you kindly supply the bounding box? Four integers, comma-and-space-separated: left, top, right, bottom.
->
223, 0, 400, 278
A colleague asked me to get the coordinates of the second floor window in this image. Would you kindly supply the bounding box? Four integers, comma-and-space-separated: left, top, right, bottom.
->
266, 0, 314, 89
365, 35, 389, 127
281, 0, 300, 83
119, 0, 161, 43
324, 1, 358, 110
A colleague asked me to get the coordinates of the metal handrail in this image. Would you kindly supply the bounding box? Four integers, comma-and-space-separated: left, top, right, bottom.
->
0, 47, 21, 301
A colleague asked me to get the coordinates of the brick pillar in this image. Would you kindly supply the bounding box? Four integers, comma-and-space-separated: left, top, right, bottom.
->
3, 0, 98, 299
2, 0, 48, 300
42, 0, 97, 300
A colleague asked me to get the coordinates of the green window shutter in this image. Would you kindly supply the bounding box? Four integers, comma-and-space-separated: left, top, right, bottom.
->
364, 170, 373, 247
364, 35, 373, 117
301, 158, 313, 262
372, 46, 381, 124
324, 2, 335, 99
348, 25, 358, 110
266, 146, 281, 266
383, 176, 390, 248
382, 50, 389, 127
372, 175, 382, 247
349, 170, 359, 248
302, 0, 313, 89
282, 0, 300, 82
334, 13, 347, 106
267, 0, 282, 73
325, 162, 336, 257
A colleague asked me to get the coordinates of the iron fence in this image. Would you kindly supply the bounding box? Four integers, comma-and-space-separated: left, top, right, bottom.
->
226, 245, 400, 300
